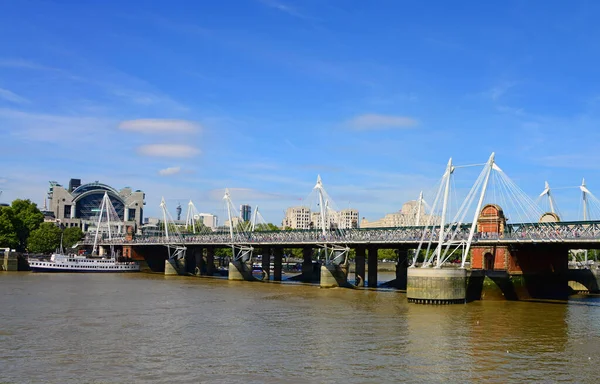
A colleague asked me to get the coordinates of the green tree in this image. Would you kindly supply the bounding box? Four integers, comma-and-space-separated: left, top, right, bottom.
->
62, 227, 84, 248
11, 199, 44, 251
0, 206, 19, 249
28, 222, 62, 254
254, 223, 281, 231
214, 247, 233, 258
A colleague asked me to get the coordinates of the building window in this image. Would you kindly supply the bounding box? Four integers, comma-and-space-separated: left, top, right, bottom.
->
128, 208, 136, 222
64, 205, 71, 219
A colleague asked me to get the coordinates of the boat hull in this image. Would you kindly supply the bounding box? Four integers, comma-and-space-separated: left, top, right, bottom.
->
30, 266, 139, 273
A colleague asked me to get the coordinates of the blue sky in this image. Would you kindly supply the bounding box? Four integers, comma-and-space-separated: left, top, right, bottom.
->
1, 0, 600, 224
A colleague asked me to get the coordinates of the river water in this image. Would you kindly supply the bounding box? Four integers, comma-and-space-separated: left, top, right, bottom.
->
1, 272, 600, 383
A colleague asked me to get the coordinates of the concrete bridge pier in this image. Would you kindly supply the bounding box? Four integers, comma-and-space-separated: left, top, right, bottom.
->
228, 250, 256, 281
368, 247, 378, 288
261, 247, 271, 281
206, 247, 215, 276
380, 249, 409, 289
185, 247, 202, 275
164, 257, 186, 275
298, 247, 319, 282
407, 268, 467, 304
273, 247, 283, 281
320, 250, 351, 288
228, 260, 255, 280
355, 247, 366, 287
395, 249, 409, 290
190, 247, 203, 275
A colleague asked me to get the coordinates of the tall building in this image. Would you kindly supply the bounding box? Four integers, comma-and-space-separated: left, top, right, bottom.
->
196, 213, 218, 230
310, 209, 359, 230
360, 200, 439, 228
240, 204, 251, 222
282, 206, 311, 229
225, 216, 241, 229
337, 209, 359, 229
47, 179, 145, 232
282, 206, 359, 230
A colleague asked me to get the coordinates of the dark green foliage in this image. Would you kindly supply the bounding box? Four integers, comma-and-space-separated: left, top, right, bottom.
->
253, 223, 280, 231
62, 227, 84, 248
10, 199, 44, 251
28, 222, 62, 254
0, 206, 19, 249
214, 247, 233, 258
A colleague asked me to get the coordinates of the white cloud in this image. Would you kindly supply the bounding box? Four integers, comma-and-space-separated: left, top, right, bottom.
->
0, 108, 112, 143
119, 119, 200, 134
207, 187, 292, 202
485, 82, 518, 101
138, 144, 200, 158
158, 166, 181, 176
348, 114, 418, 130
0, 88, 29, 104
259, 0, 309, 19
0, 58, 55, 71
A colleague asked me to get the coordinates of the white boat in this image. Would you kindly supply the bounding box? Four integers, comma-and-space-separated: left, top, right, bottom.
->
29, 253, 139, 273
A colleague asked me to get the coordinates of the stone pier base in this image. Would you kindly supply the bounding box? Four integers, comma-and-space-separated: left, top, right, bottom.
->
164, 259, 185, 275
320, 263, 350, 288
407, 268, 467, 304
228, 261, 256, 281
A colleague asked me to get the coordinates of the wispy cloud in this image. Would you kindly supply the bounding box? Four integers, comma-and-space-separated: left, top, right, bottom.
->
119, 119, 201, 134
0, 58, 55, 71
207, 187, 296, 202
0, 108, 112, 143
484, 81, 518, 101
0, 88, 29, 104
347, 114, 419, 130
158, 166, 182, 176
258, 0, 310, 19
110, 87, 188, 110
138, 144, 200, 158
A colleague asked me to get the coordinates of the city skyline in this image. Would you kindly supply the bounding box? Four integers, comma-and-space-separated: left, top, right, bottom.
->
2, 1, 600, 223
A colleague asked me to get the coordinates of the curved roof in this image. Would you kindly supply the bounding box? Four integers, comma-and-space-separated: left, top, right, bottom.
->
72, 182, 120, 197
72, 189, 124, 204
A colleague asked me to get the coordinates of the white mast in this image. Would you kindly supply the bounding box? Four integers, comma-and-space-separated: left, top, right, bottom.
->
186, 200, 196, 233
224, 189, 235, 244
315, 175, 327, 236
581, 178, 589, 221
434, 158, 453, 268
92, 192, 108, 255
160, 197, 169, 241
461, 153, 495, 268
251, 205, 259, 232
539, 181, 556, 214
415, 191, 423, 226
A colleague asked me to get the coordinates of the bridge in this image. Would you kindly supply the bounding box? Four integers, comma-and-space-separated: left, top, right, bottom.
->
83, 153, 600, 304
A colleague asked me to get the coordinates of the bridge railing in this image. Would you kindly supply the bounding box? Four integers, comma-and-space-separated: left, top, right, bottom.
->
80, 221, 600, 246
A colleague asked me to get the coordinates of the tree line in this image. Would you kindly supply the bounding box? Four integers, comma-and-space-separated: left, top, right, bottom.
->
0, 200, 83, 254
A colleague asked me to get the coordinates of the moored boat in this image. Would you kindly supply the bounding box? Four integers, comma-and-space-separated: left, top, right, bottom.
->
29, 252, 139, 272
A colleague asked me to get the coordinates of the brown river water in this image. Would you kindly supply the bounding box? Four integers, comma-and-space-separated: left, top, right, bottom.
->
1, 272, 600, 383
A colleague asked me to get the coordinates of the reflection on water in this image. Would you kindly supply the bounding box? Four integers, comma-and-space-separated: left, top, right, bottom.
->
1, 273, 600, 383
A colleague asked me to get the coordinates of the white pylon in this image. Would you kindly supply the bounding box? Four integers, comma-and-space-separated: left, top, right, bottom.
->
160, 197, 169, 241
580, 178, 590, 221
539, 181, 556, 214
461, 152, 496, 268
314, 175, 328, 236
185, 200, 197, 233
415, 191, 424, 226
433, 158, 453, 268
